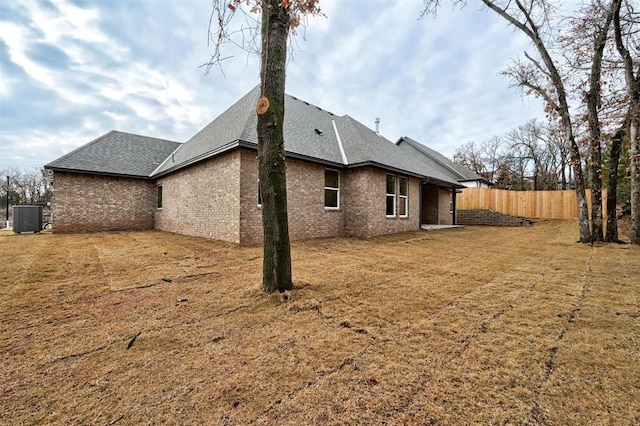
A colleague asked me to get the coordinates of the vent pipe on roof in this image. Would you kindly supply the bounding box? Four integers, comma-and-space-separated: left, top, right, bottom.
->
375, 118, 380, 135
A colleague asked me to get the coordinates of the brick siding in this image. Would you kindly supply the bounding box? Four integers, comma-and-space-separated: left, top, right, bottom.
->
52, 149, 443, 243
165, 149, 422, 244
342, 167, 421, 238
52, 172, 155, 233
155, 151, 241, 243
239, 150, 345, 245
457, 209, 533, 227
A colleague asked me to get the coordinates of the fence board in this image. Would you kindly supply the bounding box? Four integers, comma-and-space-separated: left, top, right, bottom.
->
457, 188, 607, 219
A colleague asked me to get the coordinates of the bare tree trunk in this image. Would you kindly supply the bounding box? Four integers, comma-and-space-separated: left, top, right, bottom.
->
605, 126, 625, 242
567, 127, 592, 242
631, 121, 640, 244
613, 0, 640, 245
258, 0, 292, 292
560, 152, 568, 189
586, 4, 614, 242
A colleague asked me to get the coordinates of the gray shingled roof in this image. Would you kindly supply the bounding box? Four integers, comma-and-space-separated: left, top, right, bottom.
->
334, 116, 460, 185
152, 87, 346, 176
46, 131, 181, 178
397, 136, 489, 184
152, 87, 462, 187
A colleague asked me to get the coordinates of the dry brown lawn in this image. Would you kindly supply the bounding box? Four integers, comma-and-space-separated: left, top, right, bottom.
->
1, 220, 638, 425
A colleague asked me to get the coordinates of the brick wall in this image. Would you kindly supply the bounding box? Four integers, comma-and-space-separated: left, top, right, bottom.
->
457, 209, 533, 227
239, 150, 345, 245
52, 172, 155, 233
342, 168, 372, 237
343, 167, 421, 238
239, 151, 421, 244
155, 151, 241, 243
51, 152, 441, 242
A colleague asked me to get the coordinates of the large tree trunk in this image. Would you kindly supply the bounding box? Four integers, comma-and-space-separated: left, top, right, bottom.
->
605, 126, 625, 242
613, 0, 640, 244
567, 127, 592, 242
586, 4, 614, 242
258, 0, 292, 292
631, 120, 640, 244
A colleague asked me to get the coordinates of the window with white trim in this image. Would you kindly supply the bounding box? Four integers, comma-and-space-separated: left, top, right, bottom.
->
324, 169, 339, 209
257, 177, 262, 207
398, 177, 408, 217
156, 185, 163, 209
386, 174, 396, 217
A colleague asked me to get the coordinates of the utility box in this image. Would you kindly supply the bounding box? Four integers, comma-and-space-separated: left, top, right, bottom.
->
13, 205, 43, 233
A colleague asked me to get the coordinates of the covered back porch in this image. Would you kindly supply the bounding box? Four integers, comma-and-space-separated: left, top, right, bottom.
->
420, 182, 459, 226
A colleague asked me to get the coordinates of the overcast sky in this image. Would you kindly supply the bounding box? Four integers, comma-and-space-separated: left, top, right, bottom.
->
0, 0, 547, 172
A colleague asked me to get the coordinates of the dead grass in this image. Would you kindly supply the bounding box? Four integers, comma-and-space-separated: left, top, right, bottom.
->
1, 221, 638, 425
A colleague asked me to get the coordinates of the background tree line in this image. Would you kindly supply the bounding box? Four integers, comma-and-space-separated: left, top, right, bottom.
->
424, 0, 639, 244
0, 167, 52, 210
454, 118, 632, 204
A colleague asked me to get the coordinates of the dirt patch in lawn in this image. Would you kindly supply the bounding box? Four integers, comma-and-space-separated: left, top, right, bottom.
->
1, 221, 639, 425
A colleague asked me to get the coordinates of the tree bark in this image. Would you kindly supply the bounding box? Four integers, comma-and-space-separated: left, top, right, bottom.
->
258, 0, 293, 292
605, 125, 625, 242
630, 121, 640, 244
613, 0, 640, 244
586, 3, 614, 242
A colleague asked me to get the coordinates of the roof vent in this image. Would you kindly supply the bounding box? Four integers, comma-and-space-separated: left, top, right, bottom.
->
375, 118, 380, 135
315, 128, 323, 135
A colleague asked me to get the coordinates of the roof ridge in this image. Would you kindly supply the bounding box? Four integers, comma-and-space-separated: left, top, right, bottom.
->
285, 93, 339, 119
337, 115, 371, 162
399, 136, 484, 182
401, 136, 464, 176
111, 130, 181, 144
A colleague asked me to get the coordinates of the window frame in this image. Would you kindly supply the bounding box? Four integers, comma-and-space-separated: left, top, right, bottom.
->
324, 168, 340, 210
386, 174, 396, 217
257, 177, 262, 208
398, 176, 408, 218
156, 184, 163, 210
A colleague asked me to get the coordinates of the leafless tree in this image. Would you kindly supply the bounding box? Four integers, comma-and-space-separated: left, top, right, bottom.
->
454, 141, 491, 178
423, 0, 593, 242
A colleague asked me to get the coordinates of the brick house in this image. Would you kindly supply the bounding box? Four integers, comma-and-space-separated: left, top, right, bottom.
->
46, 87, 471, 245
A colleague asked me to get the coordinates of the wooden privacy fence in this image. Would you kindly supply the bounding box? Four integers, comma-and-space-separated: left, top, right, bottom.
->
457, 188, 607, 219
